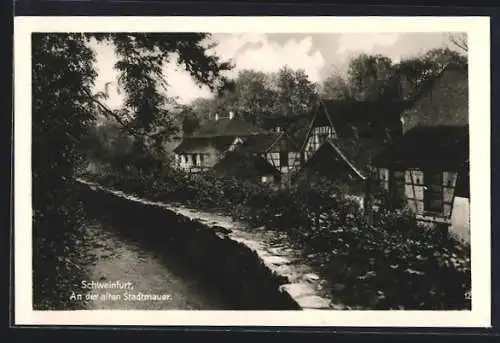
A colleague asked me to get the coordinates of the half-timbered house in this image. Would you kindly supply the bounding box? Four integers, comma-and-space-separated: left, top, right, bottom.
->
373, 125, 469, 241
173, 112, 301, 185
372, 62, 469, 241
300, 99, 408, 163
290, 98, 410, 204
211, 130, 300, 185
173, 112, 268, 173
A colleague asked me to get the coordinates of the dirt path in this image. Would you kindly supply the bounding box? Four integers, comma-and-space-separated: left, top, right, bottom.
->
79, 220, 229, 310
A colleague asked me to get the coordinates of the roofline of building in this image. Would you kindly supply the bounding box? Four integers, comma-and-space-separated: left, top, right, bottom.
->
299, 98, 337, 153
292, 138, 367, 182
408, 62, 468, 104
326, 139, 367, 180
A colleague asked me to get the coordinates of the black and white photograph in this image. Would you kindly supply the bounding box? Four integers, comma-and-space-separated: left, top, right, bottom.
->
14, 17, 491, 326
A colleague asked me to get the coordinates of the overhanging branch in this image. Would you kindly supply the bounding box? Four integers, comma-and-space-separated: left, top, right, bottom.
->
82, 88, 144, 139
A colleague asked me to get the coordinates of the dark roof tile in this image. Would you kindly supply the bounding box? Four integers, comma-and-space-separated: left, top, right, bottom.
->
173, 136, 236, 154
212, 151, 280, 178
331, 138, 387, 176
192, 118, 266, 137
296, 138, 387, 180
238, 133, 281, 153
372, 125, 469, 170
321, 99, 409, 137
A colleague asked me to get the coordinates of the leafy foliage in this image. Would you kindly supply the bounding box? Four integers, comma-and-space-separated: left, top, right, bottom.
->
89, 33, 233, 152
346, 54, 398, 101
32, 32, 231, 309
32, 33, 99, 309
321, 47, 468, 102
320, 73, 351, 100
179, 66, 318, 132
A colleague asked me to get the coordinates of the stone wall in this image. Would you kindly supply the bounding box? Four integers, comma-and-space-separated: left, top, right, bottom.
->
77, 180, 338, 310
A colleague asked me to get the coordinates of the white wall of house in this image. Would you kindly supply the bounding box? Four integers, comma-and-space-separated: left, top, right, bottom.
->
175, 147, 220, 172
304, 126, 336, 161
265, 151, 301, 174
450, 196, 470, 243
228, 137, 244, 151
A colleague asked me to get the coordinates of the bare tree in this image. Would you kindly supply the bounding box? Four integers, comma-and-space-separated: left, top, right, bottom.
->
448, 33, 468, 53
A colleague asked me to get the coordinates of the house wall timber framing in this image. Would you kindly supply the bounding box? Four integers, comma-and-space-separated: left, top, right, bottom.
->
303, 126, 336, 161
378, 167, 469, 242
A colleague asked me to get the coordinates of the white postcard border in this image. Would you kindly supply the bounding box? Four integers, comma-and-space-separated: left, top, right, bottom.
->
14, 16, 491, 327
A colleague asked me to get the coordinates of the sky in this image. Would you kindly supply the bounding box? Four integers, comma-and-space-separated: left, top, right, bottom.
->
90, 32, 462, 108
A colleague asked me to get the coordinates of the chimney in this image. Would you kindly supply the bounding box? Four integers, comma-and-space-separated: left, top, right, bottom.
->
215, 113, 219, 121
229, 111, 234, 120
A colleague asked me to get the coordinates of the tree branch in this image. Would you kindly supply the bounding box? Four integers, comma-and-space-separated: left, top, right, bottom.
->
81, 88, 173, 155
448, 33, 468, 53
81, 88, 144, 138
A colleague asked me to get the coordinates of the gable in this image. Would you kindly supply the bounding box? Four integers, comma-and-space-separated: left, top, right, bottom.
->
297, 140, 365, 181
311, 101, 336, 128
300, 102, 336, 153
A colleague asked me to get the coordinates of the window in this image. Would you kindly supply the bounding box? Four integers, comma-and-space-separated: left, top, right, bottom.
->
424, 171, 443, 213
389, 170, 406, 202
317, 127, 330, 142
280, 151, 289, 167
191, 154, 197, 166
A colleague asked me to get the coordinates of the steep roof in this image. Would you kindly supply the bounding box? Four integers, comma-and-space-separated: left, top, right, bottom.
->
263, 114, 310, 130
241, 132, 300, 153
237, 133, 282, 153
321, 99, 409, 137
300, 99, 408, 152
372, 125, 469, 170
211, 151, 280, 178
173, 135, 236, 154
295, 138, 387, 180
409, 62, 468, 104
192, 117, 267, 137
174, 116, 271, 154
331, 138, 387, 177
401, 63, 469, 131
